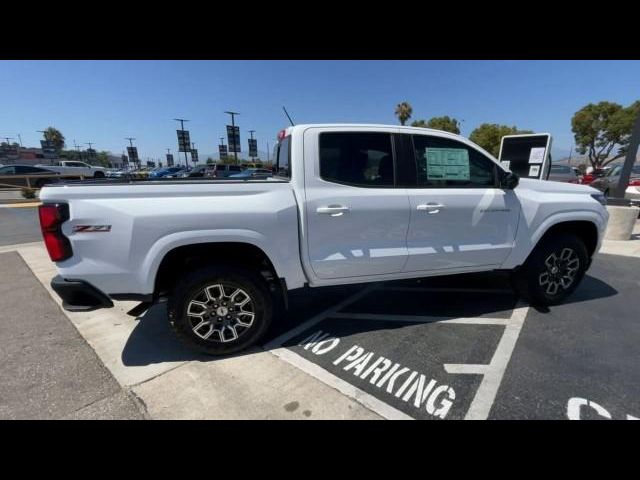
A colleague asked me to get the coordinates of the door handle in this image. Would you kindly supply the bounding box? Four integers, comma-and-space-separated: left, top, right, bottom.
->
317, 205, 350, 216
417, 203, 445, 214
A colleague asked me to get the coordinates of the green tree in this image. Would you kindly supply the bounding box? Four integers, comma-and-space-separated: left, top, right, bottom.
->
571, 100, 640, 169
43, 127, 65, 152
206, 157, 214, 164
412, 116, 461, 134
395, 102, 413, 126
469, 124, 533, 157
96, 151, 111, 168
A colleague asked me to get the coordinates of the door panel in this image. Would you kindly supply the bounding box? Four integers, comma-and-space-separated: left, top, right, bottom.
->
305, 184, 410, 278
303, 129, 411, 280
404, 188, 519, 271
403, 133, 520, 272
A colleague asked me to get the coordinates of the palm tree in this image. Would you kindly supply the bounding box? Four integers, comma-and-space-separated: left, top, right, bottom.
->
43, 127, 65, 152
395, 102, 413, 126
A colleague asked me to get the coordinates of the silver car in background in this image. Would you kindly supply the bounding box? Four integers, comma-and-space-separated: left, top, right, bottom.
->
547, 164, 580, 184
590, 163, 640, 204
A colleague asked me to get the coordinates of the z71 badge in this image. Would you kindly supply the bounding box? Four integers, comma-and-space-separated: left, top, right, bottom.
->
72, 225, 112, 233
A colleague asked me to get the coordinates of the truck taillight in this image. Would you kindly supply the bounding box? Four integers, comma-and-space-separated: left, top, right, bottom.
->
629, 179, 640, 186
38, 204, 72, 262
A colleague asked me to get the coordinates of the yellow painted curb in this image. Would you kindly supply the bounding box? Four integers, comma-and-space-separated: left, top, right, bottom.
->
0, 202, 42, 208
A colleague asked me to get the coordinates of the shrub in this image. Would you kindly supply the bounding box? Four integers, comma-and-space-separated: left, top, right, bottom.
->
21, 187, 37, 199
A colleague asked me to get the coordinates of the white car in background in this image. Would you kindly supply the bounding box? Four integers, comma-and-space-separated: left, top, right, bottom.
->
37, 160, 107, 178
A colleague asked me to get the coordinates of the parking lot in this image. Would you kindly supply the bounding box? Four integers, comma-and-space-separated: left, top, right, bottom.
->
1, 206, 638, 420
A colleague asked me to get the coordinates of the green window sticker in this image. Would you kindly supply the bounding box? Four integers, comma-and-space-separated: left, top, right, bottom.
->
425, 148, 470, 181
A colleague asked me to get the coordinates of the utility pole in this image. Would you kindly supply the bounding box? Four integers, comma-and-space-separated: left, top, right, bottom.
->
85, 142, 94, 164
17, 134, 22, 147
266, 141, 269, 164
174, 118, 190, 168
72, 140, 81, 161
224, 111, 239, 164
567, 146, 573, 167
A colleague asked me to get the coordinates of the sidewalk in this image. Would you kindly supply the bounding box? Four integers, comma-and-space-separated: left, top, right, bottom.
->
599, 221, 640, 257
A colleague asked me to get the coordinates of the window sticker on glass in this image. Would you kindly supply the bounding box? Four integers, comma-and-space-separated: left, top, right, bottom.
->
425, 148, 470, 180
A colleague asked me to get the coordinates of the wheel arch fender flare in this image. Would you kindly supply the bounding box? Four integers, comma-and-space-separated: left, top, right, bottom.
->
503, 210, 606, 269
141, 229, 287, 294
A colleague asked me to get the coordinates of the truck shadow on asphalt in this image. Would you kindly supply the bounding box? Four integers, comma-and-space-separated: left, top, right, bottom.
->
120, 273, 618, 367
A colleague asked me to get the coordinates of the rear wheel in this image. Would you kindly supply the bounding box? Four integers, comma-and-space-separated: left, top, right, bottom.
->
512, 233, 588, 306
94, 171, 105, 178
168, 267, 273, 355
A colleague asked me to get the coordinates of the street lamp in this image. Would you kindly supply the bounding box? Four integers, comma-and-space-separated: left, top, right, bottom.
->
224, 111, 239, 164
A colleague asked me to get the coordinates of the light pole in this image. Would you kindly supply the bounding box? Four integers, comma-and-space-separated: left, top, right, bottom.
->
173, 118, 190, 168
125, 137, 137, 169
248, 130, 256, 162
224, 111, 239, 164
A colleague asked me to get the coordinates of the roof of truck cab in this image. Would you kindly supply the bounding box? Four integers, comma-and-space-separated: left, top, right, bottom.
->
284, 124, 497, 160
288, 123, 460, 134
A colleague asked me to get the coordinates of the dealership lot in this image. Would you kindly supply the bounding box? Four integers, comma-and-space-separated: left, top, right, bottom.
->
0, 208, 638, 420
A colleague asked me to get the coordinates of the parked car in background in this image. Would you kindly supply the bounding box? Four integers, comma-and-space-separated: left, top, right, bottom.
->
36, 160, 107, 178
240, 162, 264, 169
228, 168, 273, 179
0, 164, 60, 188
211, 164, 243, 178
547, 164, 580, 183
149, 166, 185, 179
590, 163, 640, 199
580, 168, 606, 185
181, 165, 216, 178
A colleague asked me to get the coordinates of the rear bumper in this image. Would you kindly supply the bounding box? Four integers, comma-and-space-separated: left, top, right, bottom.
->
51, 275, 114, 312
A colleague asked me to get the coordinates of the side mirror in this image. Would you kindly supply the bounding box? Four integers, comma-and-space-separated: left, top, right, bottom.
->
501, 171, 519, 189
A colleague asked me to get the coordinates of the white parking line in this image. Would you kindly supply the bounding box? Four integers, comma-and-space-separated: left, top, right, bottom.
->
382, 286, 515, 295
331, 312, 509, 325
268, 283, 529, 421
444, 302, 529, 420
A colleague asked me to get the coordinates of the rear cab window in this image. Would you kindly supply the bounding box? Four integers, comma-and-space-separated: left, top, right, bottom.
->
275, 135, 291, 178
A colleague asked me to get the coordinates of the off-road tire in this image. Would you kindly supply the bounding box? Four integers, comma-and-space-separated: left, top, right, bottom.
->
512, 233, 588, 306
167, 266, 273, 355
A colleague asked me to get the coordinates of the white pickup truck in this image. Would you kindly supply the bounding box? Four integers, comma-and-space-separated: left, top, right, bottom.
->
37, 160, 107, 178
39, 124, 609, 355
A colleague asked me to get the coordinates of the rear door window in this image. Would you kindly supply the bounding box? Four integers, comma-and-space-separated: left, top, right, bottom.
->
319, 132, 394, 187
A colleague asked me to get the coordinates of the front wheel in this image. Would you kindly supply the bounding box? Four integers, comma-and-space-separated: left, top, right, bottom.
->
167, 267, 273, 355
512, 233, 588, 306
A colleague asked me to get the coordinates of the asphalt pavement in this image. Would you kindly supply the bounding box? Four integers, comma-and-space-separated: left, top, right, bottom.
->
0, 251, 145, 419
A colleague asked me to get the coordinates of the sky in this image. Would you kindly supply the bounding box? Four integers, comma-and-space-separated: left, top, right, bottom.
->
1, 60, 639, 162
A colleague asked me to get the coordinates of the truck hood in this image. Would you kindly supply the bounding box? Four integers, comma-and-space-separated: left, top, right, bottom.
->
517, 178, 599, 195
